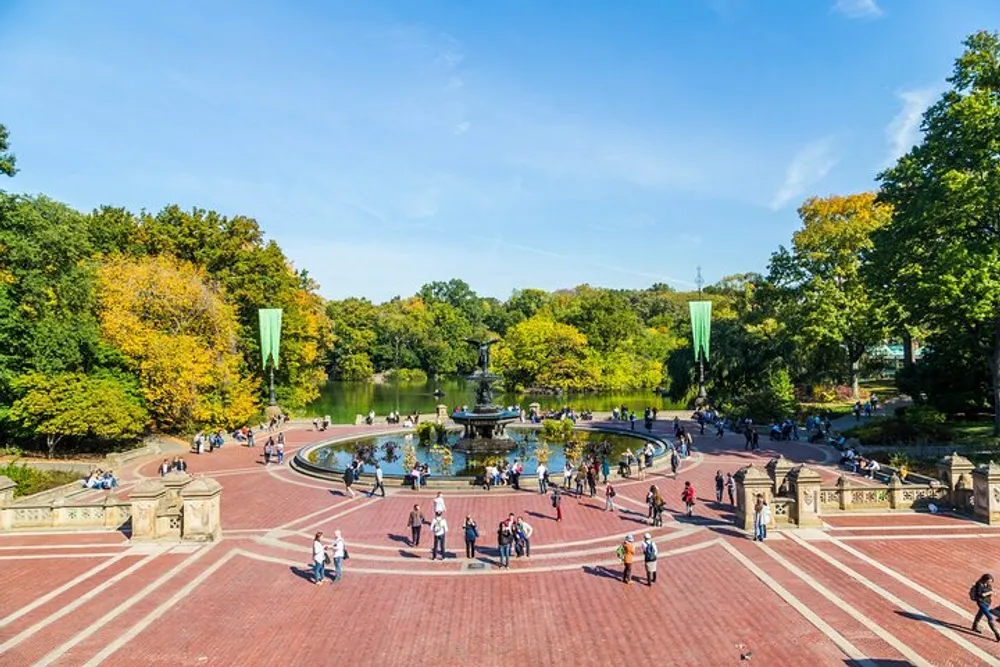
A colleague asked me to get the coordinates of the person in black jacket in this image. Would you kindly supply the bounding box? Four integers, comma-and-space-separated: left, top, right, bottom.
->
972, 573, 1000, 641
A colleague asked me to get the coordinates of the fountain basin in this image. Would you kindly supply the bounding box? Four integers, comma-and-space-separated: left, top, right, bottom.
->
293, 425, 668, 486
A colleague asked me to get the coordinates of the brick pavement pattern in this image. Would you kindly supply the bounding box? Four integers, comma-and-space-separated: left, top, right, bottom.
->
3, 416, 1000, 666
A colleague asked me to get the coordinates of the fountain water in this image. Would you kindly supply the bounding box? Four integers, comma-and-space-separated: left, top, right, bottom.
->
450, 338, 519, 451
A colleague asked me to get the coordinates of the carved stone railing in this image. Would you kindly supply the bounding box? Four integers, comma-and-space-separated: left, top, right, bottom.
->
0, 473, 222, 541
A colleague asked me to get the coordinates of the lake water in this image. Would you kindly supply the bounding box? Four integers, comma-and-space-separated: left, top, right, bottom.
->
307, 379, 686, 423
306, 426, 665, 477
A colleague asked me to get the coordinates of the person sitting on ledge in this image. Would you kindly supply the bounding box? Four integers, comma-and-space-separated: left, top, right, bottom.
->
866, 458, 881, 479
99, 470, 119, 490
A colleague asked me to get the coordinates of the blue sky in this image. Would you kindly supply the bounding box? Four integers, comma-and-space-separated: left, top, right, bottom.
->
1, 0, 997, 301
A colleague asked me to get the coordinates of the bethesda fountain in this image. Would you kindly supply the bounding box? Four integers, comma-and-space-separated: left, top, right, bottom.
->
450, 338, 520, 451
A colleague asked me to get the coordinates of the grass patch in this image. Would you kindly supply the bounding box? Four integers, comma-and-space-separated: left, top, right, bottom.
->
800, 379, 901, 420
0, 461, 83, 498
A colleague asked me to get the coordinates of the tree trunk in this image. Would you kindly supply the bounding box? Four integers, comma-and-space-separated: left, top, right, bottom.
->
46, 434, 57, 459
902, 329, 914, 367
992, 321, 1000, 437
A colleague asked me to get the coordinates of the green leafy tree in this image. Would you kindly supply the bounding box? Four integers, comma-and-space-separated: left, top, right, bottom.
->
875, 31, 1000, 434
0, 124, 16, 177
767, 193, 894, 397
494, 314, 600, 391
326, 297, 378, 380
8, 372, 147, 457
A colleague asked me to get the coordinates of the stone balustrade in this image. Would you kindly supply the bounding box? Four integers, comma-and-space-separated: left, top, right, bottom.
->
0, 472, 223, 541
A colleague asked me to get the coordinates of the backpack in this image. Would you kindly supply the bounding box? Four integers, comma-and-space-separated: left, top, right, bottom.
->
615, 544, 625, 561
609, 487, 616, 498
970, 584, 979, 602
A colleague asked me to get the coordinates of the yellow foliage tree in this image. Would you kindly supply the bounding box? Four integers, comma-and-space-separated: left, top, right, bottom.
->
96, 255, 256, 431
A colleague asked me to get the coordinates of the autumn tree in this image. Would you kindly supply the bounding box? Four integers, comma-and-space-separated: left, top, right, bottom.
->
8, 372, 146, 458
494, 315, 599, 391
875, 31, 1000, 434
96, 255, 256, 431
767, 193, 894, 397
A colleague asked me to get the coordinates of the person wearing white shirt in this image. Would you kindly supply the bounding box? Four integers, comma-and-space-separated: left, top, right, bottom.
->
331, 530, 346, 581
430, 511, 448, 561
433, 492, 446, 515
370, 462, 385, 498
311, 531, 327, 585
537, 463, 548, 494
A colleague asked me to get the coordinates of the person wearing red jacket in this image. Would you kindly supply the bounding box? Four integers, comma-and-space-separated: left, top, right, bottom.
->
681, 481, 696, 517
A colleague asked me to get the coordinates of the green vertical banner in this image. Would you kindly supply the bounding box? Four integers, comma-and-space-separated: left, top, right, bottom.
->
258, 308, 283, 368
688, 301, 712, 361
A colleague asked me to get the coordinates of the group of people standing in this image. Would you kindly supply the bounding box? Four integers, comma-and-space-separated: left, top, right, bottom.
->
403, 496, 535, 569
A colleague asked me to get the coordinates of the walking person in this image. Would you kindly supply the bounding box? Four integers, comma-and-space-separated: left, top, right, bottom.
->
618, 534, 636, 584
311, 531, 327, 586
651, 487, 665, 527
516, 516, 533, 558
463, 515, 479, 559
715, 471, 725, 503
276, 432, 285, 464
370, 462, 386, 498
330, 530, 346, 581
601, 457, 610, 484
726, 472, 736, 505
343, 465, 356, 499
407, 504, 426, 547
670, 449, 680, 477
537, 463, 548, 494
681, 481, 696, 517
575, 465, 586, 496
641, 533, 658, 585
586, 466, 597, 498
552, 486, 563, 522
971, 574, 1000, 641
604, 481, 617, 512
430, 511, 448, 560
753, 494, 771, 541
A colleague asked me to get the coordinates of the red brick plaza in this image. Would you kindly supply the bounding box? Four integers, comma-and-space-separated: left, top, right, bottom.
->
3, 417, 1000, 667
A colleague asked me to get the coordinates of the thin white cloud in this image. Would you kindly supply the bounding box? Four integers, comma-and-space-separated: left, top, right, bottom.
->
770, 138, 839, 211
885, 88, 935, 164
833, 0, 883, 19
452, 121, 470, 136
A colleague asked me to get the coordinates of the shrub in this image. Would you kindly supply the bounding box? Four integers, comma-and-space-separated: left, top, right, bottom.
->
433, 421, 449, 444
385, 368, 429, 384
540, 419, 574, 441
415, 421, 436, 444
0, 462, 81, 498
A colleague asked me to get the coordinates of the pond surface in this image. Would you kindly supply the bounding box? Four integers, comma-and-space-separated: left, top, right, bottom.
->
307, 427, 664, 478
307, 379, 684, 423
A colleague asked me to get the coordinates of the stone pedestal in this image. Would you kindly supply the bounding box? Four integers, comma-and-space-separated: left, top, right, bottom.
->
888, 474, 904, 509
181, 477, 223, 541
130, 479, 168, 541
103, 495, 127, 530
161, 472, 192, 506
734, 464, 772, 531
0, 475, 16, 508
264, 404, 283, 420
789, 465, 823, 527
766, 455, 794, 496
938, 452, 975, 507
837, 475, 852, 511
436, 404, 448, 420
973, 462, 1000, 525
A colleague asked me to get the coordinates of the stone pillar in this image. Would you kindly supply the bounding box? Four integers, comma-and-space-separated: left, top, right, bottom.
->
972, 463, 1000, 525
888, 474, 904, 509
161, 472, 192, 507
837, 475, 852, 511
734, 464, 772, 531
181, 477, 223, 542
0, 475, 16, 507
436, 404, 448, 420
938, 452, 975, 507
50, 498, 69, 527
955, 474, 974, 512
766, 455, 794, 496
130, 479, 167, 541
103, 495, 126, 530
789, 465, 823, 528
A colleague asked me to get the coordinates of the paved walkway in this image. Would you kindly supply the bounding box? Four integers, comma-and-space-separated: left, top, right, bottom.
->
1, 416, 998, 666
